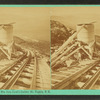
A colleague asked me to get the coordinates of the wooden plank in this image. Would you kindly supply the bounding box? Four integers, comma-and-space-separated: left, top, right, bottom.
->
30, 56, 37, 89
52, 79, 61, 82
52, 73, 68, 78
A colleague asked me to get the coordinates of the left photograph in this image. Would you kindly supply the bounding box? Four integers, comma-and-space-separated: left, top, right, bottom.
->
0, 7, 50, 90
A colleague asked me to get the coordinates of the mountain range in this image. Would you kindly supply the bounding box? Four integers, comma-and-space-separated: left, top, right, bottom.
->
14, 36, 50, 56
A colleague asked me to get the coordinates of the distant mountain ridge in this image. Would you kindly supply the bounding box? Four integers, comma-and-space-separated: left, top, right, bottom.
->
14, 36, 50, 55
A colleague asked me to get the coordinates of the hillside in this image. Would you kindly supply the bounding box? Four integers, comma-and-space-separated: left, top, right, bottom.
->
51, 20, 76, 46
14, 36, 50, 56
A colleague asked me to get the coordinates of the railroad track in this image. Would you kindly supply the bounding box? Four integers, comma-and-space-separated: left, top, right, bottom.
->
0, 52, 47, 90
52, 60, 100, 89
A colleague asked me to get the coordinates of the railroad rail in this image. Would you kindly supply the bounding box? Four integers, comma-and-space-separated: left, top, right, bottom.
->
0, 51, 50, 90
52, 60, 100, 89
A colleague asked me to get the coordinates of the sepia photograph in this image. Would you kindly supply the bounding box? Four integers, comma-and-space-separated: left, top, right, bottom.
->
51, 7, 100, 89
0, 7, 50, 90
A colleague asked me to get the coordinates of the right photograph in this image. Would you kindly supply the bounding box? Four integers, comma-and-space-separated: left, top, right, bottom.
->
51, 7, 100, 89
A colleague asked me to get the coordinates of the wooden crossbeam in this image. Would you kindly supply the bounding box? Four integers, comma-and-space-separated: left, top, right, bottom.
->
81, 47, 92, 59
0, 47, 11, 60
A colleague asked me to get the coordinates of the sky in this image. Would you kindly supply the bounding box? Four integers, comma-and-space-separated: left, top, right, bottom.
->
0, 7, 50, 41
1, 7, 100, 42
50, 7, 100, 36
